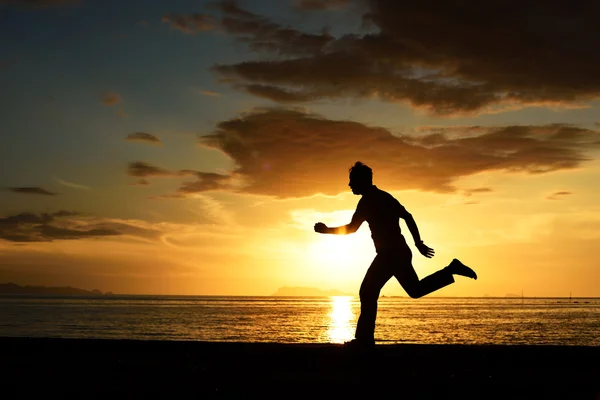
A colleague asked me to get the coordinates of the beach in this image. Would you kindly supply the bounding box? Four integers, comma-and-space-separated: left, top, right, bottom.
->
1, 337, 598, 398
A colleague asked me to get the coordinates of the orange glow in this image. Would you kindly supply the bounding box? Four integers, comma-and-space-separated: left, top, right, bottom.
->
325, 296, 355, 343
307, 235, 357, 269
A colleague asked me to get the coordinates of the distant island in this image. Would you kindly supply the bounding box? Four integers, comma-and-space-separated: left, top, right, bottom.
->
271, 286, 353, 297
0, 283, 112, 296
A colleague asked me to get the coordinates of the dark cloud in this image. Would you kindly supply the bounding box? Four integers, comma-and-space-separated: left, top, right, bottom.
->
126, 132, 162, 145
0, 211, 165, 243
0, 211, 122, 243
9, 187, 57, 196
190, 108, 600, 198
176, 171, 232, 195
547, 191, 572, 200
204, 0, 600, 115
101, 92, 122, 106
162, 13, 217, 33
127, 162, 231, 196
0, 0, 79, 8
134, 179, 150, 186
127, 161, 175, 178
164, 2, 333, 55
296, 0, 350, 10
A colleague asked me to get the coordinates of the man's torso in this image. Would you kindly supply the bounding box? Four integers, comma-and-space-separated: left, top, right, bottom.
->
356, 186, 407, 252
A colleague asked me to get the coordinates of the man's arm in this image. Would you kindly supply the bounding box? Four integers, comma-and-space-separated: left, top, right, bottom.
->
314, 212, 364, 235
401, 209, 422, 244
400, 208, 435, 258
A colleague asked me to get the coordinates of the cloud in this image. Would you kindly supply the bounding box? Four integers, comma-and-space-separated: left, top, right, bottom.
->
132, 179, 150, 186
0, 210, 189, 244
126, 132, 162, 145
55, 178, 90, 190
0, 211, 123, 243
127, 161, 175, 178
200, 90, 220, 97
203, 1, 600, 115
295, 0, 350, 10
175, 171, 233, 195
463, 187, 493, 197
162, 13, 218, 33
546, 191, 572, 200
9, 187, 57, 196
188, 108, 600, 198
0, 209, 248, 244
164, 2, 333, 55
101, 91, 122, 106
0, 0, 79, 8
126, 162, 232, 195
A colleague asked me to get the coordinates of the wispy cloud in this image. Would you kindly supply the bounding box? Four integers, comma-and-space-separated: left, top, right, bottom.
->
126, 132, 162, 145
164, 3, 332, 55
0, 0, 80, 9
546, 191, 573, 200
126, 162, 232, 196
463, 187, 493, 197
0, 211, 160, 243
162, 13, 217, 33
55, 178, 90, 190
295, 0, 350, 10
100, 91, 122, 106
9, 187, 57, 196
127, 161, 175, 178
200, 90, 220, 97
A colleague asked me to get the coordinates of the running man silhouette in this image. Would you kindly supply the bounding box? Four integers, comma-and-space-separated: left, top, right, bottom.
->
314, 161, 477, 348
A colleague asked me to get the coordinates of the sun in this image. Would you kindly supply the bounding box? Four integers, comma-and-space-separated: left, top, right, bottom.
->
308, 235, 356, 267
307, 230, 374, 274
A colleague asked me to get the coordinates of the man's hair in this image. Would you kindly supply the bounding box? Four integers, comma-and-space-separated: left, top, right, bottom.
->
349, 161, 373, 183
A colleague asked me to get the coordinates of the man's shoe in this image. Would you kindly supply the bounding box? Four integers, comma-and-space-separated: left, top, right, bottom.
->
448, 258, 477, 280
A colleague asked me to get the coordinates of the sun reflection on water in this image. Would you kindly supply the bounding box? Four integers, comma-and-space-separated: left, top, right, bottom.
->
326, 296, 355, 343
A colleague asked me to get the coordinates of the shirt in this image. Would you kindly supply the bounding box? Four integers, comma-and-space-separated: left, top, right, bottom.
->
354, 185, 408, 253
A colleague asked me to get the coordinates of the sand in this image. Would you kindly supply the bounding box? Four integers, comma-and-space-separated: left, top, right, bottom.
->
1, 337, 598, 398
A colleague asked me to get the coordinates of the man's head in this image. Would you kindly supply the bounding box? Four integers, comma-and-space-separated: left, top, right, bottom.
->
348, 161, 373, 195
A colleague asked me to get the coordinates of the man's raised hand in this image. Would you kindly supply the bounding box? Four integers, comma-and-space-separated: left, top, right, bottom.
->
416, 242, 435, 258
314, 222, 328, 233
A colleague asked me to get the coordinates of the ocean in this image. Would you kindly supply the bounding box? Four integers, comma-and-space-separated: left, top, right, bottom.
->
0, 295, 598, 345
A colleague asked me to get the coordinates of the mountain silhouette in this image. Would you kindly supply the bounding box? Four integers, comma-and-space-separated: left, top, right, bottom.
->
0, 282, 108, 296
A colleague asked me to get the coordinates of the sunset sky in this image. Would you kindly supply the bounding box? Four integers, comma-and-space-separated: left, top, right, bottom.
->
1, 0, 599, 296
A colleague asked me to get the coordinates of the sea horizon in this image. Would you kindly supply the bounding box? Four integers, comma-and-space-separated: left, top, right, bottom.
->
2, 293, 599, 299
1, 295, 598, 345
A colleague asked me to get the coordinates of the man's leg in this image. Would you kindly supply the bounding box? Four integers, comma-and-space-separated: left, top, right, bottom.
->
395, 258, 477, 298
395, 263, 455, 299
354, 255, 394, 343
393, 245, 451, 298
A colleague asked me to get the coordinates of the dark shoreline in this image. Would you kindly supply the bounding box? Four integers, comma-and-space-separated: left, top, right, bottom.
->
1, 337, 599, 398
